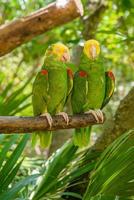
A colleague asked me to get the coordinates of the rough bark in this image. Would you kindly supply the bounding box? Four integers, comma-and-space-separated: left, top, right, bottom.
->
94, 87, 134, 151
0, 0, 83, 57
0, 113, 104, 133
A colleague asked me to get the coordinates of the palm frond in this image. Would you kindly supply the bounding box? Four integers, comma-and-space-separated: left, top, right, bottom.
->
0, 174, 38, 200
31, 140, 78, 200
83, 129, 134, 199
90, 194, 132, 200
0, 134, 29, 196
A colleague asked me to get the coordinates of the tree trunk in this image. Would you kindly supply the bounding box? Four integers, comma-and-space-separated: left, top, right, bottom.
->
94, 87, 134, 151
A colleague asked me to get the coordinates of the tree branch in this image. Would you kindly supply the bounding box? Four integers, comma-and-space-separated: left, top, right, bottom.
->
83, 0, 107, 39
0, 0, 83, 57
0, 113, 104, 134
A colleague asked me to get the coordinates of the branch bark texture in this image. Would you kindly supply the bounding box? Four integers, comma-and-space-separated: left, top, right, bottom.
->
0, 113, 104, 134
94, 87, 134, 151
0, 0, 83, 57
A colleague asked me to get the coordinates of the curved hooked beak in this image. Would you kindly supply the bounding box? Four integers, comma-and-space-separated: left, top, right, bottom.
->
61, 52, 70, 62
90, 45, 97, 59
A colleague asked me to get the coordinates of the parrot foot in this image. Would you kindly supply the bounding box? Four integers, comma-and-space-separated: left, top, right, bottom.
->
56, 112, 69, 125
40, 113, 53, 128
85, 109, 104, 123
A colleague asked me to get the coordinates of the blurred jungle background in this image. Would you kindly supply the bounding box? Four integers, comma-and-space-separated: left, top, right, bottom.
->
0, 0, 134, 199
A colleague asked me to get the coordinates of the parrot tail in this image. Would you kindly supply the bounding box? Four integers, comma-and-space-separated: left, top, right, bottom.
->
32, 132, 52, 148
73, 126, 92, 147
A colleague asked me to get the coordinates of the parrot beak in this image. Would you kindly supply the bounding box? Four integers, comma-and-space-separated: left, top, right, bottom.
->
61, 52, 70, 62
90, 45, 97, 59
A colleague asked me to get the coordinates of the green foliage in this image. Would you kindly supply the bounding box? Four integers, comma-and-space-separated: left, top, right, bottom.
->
0, 78, 32, 116
84, 130, 134, 199
32, 140, 78, 199
30, 141, 98, 199
0, 0, 133, 199
90, 195, 131, 200
0, 134, 33, 199
0, 174, 38, 200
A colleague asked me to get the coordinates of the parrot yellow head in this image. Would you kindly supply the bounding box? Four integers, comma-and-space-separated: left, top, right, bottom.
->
83, 39, 100, 60
45, 43, 70, 62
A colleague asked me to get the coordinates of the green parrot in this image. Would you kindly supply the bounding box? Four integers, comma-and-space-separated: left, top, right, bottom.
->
32, 43, 73, 148
71, 39, 115, 147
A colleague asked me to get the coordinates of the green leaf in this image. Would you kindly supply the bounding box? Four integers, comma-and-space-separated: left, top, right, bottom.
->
0, 83, 13, 99
90, 194, 132, 200
1, 158, 24, 192
4, 77, 32, 105
3, 93, 31, 115
0, 135, 19, 169
83, 130, 134, 199
0, 134, 29, 188
11, 103, 31, 115
0, 174, 39, 200
57, 161, 96, 189
32, 140, 78, 200
62, 191, 82, 199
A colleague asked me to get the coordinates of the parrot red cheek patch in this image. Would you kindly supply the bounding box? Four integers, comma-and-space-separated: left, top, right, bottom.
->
107, 71, 115, 81
67, 68, 73, 79
41, 69, 48, 76
79, 71, 88, 78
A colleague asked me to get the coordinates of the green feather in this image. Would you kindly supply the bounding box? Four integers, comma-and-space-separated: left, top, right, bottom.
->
74, 127, 91, 147
71, 52, 108, 147
101, 71, 115, 109
32, 46, 72, 148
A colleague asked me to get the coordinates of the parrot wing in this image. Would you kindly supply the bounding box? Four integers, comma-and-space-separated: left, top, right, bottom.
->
67, 67, 74, 98
71, 70, 88, 114
101, 71, 115, 109
32, 69, 52, 148
72, 70, 90, 147
61, 67, 73, 107
32, 69, 49, 115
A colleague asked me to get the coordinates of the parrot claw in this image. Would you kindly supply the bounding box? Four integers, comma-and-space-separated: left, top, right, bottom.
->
40, 113, 53, 128
85, 109, 104, 123
56, 112, 69, 125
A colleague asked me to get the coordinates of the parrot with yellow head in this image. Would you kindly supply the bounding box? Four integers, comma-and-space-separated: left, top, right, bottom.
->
32, 43, 73, 148
71, 39, 115, 147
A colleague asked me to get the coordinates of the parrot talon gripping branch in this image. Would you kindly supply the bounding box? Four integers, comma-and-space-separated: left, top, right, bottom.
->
0, 113, 104, 134
85, 110, 104, 123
